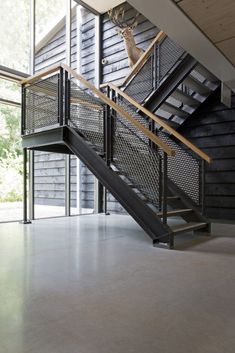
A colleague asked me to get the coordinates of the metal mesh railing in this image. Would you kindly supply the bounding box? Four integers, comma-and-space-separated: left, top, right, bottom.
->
22, 68, 166, 210
24, 74, 59, 134
116, 95, 150, 133
112, 95, 162, 207
158, 131, 200, 205
113, 117, 161, 207
122, 35, 185, 104
157, 37, 185, 86
69, 80, 105, 154
124, 56, 154, 103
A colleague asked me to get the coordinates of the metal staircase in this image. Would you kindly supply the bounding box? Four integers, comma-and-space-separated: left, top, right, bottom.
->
120, 32, 220, 129
21, 63, 212, 249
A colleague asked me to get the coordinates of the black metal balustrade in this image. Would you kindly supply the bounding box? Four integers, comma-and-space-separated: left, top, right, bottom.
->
21, 63, 211, 247
123, 35, 186, 104
22, 67, 171, 223
112, 32, 208, 215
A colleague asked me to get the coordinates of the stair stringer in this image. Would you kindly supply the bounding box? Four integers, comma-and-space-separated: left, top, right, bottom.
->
63, 126, 172, 243
143, 54, 197, 113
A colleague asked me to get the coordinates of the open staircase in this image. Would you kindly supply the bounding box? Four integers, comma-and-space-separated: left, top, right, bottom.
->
21, 56, 215, 248
120, 32, 220, 130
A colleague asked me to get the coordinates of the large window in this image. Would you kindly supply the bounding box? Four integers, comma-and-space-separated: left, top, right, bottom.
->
0, 0, 97, 222
35, 0, 66, 44
0, 101, 23, 222
0, 0, 30, 73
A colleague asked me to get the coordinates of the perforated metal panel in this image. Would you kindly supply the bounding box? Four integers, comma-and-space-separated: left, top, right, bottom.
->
124, 56, 154, 103
24, 74, 59, 133
123, 36, 185, 104
158, 37, 185, 85
113, 95, 162, 207
69, 80, 105, 153
159, 131, 200, 205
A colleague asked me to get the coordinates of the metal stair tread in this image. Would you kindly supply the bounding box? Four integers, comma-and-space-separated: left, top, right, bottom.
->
160, 102, 189, 119
183, 76, 211, 95
157, 208, 192, 217
171, 89, 200, 107
149, 114, 180, 129
170, 222, 208, 234
162, 195, 180, 200
194, 64, 218, 83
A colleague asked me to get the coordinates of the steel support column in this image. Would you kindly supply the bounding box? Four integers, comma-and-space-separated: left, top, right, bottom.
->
22, 149, 31, 224
65, 0, 72, 216
28, 0, 36, 220
94, 13, 104, 214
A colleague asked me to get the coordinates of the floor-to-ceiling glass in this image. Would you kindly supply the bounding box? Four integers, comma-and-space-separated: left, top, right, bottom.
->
0, 81, 22, 222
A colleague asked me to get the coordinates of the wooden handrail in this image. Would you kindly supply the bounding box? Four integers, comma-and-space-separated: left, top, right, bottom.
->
121, 31, 166, 87
62, 64, 175, 156
100, 31, 166, 91
21, 63, 61, 85
105, 82, 212, 163
21, 63, 175, 157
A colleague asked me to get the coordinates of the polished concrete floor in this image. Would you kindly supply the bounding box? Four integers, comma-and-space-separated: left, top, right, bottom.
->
0, 214, 235, 353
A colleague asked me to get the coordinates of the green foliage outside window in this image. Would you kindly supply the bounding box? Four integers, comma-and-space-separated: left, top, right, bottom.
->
0, 105, 23, 202
0, 0, 66, 206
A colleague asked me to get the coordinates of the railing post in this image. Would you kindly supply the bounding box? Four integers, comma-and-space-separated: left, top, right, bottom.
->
58, 67, 64, 126
201, 159, 206, 216
158, 157, 162, 211
156, 43, 160, 88
64, 70, 70, 126
21, 148, 31, 224
162, 152, 168, 225
21, 85, 26, 135
103, 86, 112, 215
153, 44, 157, 91
105, 88, 113, 166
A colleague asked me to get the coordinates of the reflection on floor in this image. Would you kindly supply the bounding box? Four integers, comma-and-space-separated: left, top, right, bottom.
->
0, 214, 235, 353
0, 202, 93, 222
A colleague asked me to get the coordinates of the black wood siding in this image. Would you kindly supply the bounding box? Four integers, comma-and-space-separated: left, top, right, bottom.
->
34, 14, 78, 209
35, 15, 77, 71
101, 2, 159, 84
179, 91, 235, 220
100, 3, 159, 212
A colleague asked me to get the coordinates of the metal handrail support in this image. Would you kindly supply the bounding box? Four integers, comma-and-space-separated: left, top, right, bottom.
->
58, 67, 64, 126
64, 70, 70, 125
152, 43, 158, 91
105, 88, 112, 167
162, 152, 168, 225
201, 160, 206, 216
21, 85, 26, 136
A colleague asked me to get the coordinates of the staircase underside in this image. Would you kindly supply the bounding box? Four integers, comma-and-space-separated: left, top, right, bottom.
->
22, 126, 211, 248
22, 126, 172, 245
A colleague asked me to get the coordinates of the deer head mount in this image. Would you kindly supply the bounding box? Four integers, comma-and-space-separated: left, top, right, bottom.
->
108, 7, 144, 68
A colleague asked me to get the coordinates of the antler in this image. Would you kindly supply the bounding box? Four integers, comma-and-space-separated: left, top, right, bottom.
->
108, 7, 140, 29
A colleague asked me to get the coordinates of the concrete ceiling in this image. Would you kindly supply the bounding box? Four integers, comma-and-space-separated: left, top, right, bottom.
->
173, 0, 235, 67
77, 0, 125, 13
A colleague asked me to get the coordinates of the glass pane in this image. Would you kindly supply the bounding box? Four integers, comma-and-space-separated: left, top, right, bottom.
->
0, 0, 30, 73
34, 151, 66, 219
0, 79, 21, 104
70, 157, 94, 216
36, 0, 66, 44
0, 104, 23, 222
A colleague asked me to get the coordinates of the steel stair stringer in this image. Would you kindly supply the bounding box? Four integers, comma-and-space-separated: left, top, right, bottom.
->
143, 54, 197, 113
63, 126, 172, 244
